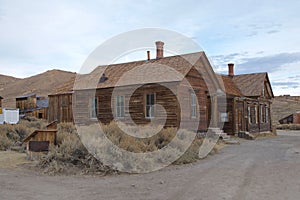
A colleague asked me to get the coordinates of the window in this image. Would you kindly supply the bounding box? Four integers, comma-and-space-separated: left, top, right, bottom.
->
90, 97, 98, 119
146, 93, 155, 118
248, 105, 251, 124
38, 113, 43, 119
255, 105, 259, 124
260, 105, 264, 123
116, 96, 125, 118
220, 112, 229, 122
265, 106, 269, 123
191, 93, 197, 118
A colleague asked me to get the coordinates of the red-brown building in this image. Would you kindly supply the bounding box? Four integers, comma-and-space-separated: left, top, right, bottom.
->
219, 64, 274, 134
279, 112, 300, 124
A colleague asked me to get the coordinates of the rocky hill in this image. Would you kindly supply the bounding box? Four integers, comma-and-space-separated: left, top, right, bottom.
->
0, 74, 20, 89
0, 70, 76, 108
272, 96, 300, 124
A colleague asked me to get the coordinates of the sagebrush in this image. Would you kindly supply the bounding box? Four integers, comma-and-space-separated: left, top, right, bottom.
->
0, 118, 47, 150
39, 121, 207, 175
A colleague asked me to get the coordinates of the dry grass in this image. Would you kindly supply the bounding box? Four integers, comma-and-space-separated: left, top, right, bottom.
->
39, 122, 116, 175
0, 117, 47, 151
39, 121, 210, 175
0, 151, 31, 169
277, 124, 300, 130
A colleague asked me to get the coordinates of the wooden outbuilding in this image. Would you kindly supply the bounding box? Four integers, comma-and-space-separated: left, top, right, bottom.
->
23, 121, 57, 160
16, 94, 48, 119
48, 78, 74, 123
279, 112, 300, 124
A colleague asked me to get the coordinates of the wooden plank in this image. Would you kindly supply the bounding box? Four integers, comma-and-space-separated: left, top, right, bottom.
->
29, 141, 49, 152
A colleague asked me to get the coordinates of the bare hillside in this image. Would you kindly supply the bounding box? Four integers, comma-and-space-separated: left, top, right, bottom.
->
272, 96, 300, 124
0, 74, 20, 89
0, 70, 76, 108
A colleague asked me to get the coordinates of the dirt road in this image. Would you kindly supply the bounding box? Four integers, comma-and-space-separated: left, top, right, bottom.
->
1, 130, 300, 200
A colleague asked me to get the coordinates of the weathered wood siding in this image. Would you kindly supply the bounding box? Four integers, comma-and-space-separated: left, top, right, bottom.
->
72, 66, 215, 132
24, 130, 57, 160
25, 108, 48, 120
182, 67, 211, 131
48, 93, 73, 123
246, 100, 272, 133
220, 97, 234, 135
74, 83, 180, 128
16, 95, 37, 111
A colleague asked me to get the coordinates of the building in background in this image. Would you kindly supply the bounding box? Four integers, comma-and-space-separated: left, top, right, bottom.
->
279, 112, 300, 124
16, 94, 48, 119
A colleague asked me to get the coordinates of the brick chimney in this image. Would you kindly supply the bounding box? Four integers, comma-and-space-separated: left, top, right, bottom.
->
228, 63, 234, 76
147, 50, 150, 61
155, 41, 164, 59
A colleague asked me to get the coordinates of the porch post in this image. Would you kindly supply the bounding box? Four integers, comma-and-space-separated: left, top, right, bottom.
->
210, 89, 225, 128
211, 95, 218, 127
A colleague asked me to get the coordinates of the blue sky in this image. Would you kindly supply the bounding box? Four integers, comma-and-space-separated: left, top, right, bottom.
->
0, 0, 299, 95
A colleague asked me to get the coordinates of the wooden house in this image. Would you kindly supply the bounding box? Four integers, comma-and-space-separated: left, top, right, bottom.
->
16, 94, 48, 119
279, 112, 300, 124
51, 42, 222, 131
48, 78, 74, 123
218, 64, 274, 135
49, 41, 274, 135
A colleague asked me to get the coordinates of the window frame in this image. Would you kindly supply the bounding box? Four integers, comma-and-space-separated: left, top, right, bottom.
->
248, 105, 251, 124
254, 105, 259, 124
90, 97, 98, 119
115, 95, 125, 118
145, 93, 155, 119
265, 105, 269, 123
191, 93, 197, 118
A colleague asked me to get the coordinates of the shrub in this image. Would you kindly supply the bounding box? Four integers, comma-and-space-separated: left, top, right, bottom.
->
0, 118, 45, 150
0, 133, 14, 150
39, 121, 224, 175
277, 124, 300, 130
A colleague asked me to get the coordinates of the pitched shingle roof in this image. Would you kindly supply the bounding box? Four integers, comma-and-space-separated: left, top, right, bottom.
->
49, 77, 75, 95
217, 75, 243, 96
37, 99, 49, 108
74, 52, 209, 90
51, 52, 213, 95
16, 93, 36, 99
232, 73, 267, 97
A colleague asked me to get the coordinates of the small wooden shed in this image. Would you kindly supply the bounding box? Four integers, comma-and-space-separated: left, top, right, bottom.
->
23, 121, 58, 160
279, 112, 300, 124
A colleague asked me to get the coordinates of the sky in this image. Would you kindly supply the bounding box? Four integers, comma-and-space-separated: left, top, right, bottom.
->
0, 0, 299, 96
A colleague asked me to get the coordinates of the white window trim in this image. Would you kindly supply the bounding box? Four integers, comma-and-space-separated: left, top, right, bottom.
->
191, 93, 197, 118
248, 105, 251, 124
265, 105, 269, 123
90, 97, 98, 119
145, 93, 155, 119
220, 112, 229, 122
115, 95, 125, 119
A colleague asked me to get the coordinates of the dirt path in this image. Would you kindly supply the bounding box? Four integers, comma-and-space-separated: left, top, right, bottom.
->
1, 130, 300, 200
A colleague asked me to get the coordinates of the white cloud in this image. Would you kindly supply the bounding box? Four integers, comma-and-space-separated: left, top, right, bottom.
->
0, 0, 299, 95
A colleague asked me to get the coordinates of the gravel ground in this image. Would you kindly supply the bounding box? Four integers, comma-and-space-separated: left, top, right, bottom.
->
0, 130, 299, 200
